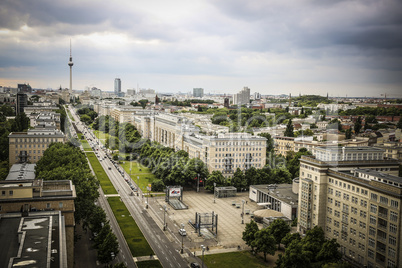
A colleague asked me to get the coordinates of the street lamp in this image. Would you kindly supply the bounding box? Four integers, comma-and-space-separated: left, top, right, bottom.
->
163, 205, 167, 231
201, 245, 206, 268
213, 182, 216, 203
181, 223, 185, 254
137, 176, 139, 196
197, 173, 200, 192
242, 200, 245, 224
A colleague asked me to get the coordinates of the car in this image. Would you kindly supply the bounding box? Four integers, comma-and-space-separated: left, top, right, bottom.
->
190, 263, 200, 268
108, 167, 112, 170
179, 229, 186, 236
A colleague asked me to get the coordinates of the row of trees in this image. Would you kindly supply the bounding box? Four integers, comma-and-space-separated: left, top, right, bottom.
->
77, 107, 98, 125
242, 219, 346, 267
93, 116, 141, 152
34, 143, 120, 265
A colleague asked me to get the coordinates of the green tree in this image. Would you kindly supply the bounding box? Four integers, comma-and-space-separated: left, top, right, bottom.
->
80, 114, 92, 125
231, 168, 246, 191
12, 112, 30, 132
88, 206, 107, 234
316, 239, 342, 264
276, 239, 311, 268
284, 119, 294, 137
354, 116, 362, 134
258, 133, 274, 153
97, 230, 120, 264
267, 219, 290, 249
281, 232, 301, 248
242, 220, 259, 253
345, 128, 352, 139
252, 228, 276, 262
205, 171, 226, 191
397, 117, 402, 129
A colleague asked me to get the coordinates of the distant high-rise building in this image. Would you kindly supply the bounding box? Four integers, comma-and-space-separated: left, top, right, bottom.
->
68, 41, 74, 94
127, 89, 136, 96
17, 83, 32, 93
16, 92, 27, 115
224, 98, 230, 108
193, 88, 204, 98
233, 87, 250, 106
114, 78, 121, 96
254, 92, 261, 100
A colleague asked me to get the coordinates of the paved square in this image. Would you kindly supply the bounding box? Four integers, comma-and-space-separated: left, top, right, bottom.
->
151, 189, 263, 250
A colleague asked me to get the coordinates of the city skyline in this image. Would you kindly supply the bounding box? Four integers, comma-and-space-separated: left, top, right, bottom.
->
0, 0, 401, 97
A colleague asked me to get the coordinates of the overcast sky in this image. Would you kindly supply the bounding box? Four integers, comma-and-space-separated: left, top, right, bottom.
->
1, 0, 401, 97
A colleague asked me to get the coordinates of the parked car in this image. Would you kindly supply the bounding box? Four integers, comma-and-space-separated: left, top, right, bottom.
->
190, 263, 200, 268
179, 229, 187, 236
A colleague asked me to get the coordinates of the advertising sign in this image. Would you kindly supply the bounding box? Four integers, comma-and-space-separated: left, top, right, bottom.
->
169, 187, 181, 197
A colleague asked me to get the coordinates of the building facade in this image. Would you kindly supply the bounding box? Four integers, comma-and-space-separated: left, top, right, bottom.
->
233, 87, 250, 106
193, 88, 204, 98
114, 78, 121, 96
297, 146, 401, 268
9, 129, 65, 165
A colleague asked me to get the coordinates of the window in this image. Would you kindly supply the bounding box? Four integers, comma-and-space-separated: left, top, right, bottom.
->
389, 235, 396, 246
368, 249, 374, 259
391, 200, 399, 208
390, 211, 398, 222
360, 200, 367, 207
46, 203, 51, 209
0, 205, 2, 211
371, 193, 377, 201
380, 196, 388, 205
359, 221, 366, 229
359, 232, 365, 239
369, 227, 376, 236
368, 238, 375, 247
387, 260, 396, 268
389, 223, 397, 234
1, 191, 5, 196
9, 190, 13, 196
388, 247, 396, 259
370, 204, 377, 214
59, 202, 63, 208
369, 216, 376, 225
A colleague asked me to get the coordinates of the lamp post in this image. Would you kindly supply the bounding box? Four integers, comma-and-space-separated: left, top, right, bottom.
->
181, 223, 185, 254
137, 176, 139, 196
197, 173, 200, 192
163, 205, 167, 231
201, 245, 206, 268
213, 182, 216, 203
242, 200, 245, 224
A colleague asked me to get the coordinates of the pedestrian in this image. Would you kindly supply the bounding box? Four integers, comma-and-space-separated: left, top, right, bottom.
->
194, 251, 196, 257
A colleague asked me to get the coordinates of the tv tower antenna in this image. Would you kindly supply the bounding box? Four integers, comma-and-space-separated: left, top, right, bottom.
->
68, 39, 74, 94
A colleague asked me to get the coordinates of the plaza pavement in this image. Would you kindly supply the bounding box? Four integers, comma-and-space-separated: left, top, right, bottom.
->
147, 188, 264, 254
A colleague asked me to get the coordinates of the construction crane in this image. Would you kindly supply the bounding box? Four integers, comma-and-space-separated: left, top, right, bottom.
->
380, 93, 402, 100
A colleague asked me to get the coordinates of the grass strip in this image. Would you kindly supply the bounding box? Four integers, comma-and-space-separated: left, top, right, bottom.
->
86, 152, 118, 194
67, 109, 75, 121
107, 197, 154, 257
136, 260, 163, 268
204, 251, 272, 268
120, 161, 159, 193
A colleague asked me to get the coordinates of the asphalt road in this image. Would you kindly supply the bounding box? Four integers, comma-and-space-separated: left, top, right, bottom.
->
71, 106, 190, 268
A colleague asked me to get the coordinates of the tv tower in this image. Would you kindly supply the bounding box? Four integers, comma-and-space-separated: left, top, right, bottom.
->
68, 40, 74, 94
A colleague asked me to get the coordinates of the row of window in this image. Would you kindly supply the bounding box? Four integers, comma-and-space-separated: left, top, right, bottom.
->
215, 147, 262, 152
16, 144, 47, 148
14, 138, 59, 143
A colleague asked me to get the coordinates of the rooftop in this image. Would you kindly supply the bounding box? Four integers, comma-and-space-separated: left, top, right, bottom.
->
251, 184, 298, 206
0, 211, 67, 268
6, 163, 36, 181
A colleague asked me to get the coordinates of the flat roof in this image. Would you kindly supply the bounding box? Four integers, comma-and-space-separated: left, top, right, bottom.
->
0, 212, 66, 268
6, 163, 36, 181
251, 184, 298, 205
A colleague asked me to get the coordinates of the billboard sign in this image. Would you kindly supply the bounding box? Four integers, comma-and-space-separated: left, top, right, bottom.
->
169, 187, 181, 197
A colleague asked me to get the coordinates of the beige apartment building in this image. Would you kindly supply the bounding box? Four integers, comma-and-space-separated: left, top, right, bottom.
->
274, 136, 295, 156
374, 142, 402, 163
0, 179, 76, 267
298, 146, 401, 268
110, 106, 145, 124
9, 128, 65, 165
133, 113, 267, 176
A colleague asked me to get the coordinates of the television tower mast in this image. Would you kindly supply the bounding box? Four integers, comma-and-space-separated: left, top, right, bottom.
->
68, 40, 74, 94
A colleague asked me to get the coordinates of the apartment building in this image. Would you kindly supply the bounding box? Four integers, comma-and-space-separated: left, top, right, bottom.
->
0, 179, 76, 267
274, 136, 295, 156
294, 137, 370, 154
9, 128, 65, 165
374, 142, 402, 163
29, 111, 61, 130
297, 146, 401, 268
133, 113, 267, 176
110, 105, 145, 124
